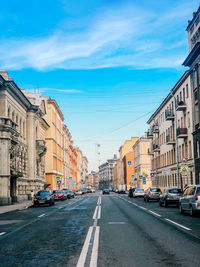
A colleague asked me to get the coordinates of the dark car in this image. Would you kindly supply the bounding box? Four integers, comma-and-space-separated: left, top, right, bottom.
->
34, 190, 55, 207
128, 188, 135, 198
144, 187, 161, 202
103, 189, 110, 195
53, 190, 65, 201
159, 188, 183, 207
68, 190, 75, 198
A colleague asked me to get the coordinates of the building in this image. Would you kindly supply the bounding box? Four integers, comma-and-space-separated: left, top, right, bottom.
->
118, 137, 139, 187
113, 161, 121, 188
87, 171, 100, 188
0, 71, 48, 205
42, 97, 64, 191
69, 139, 78, 190
99, 155, 118, 189
82, 156, 88, 188
183, 7, 200, 184
147, 71, 194, 190
133, 136, 152, 190
62, 125, 71, 189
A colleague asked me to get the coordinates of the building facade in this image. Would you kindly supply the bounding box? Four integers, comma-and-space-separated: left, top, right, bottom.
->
99, 155, 118, 189
62, 125, 71, 189
69, 140, 78, 190
0, 71, 48, 205
183, 7, 200, 184
133, 136, 152, 190
42, 97, 64, 191
147, 71, 194, 190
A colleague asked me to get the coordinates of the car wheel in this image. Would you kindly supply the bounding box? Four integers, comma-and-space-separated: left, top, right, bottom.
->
179, 204, 184, 214
189, 206, 195, 217
164, 200, 168, 207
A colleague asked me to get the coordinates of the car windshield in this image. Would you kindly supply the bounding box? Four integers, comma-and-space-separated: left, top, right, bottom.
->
150, 188, 161, 192
168, 189, 182, 194
37, 191, 50, 196
136, 189, 144, 192
55, 190, 62, 193
104, 189, 109, 191
197, 187, 200, 196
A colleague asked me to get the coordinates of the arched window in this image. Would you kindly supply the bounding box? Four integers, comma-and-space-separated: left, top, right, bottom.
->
12, 111, 15, 121
8, 107, 10, 117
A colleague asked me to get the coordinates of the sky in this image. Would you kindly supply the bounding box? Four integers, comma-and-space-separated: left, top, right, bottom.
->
0, 0, 199, 171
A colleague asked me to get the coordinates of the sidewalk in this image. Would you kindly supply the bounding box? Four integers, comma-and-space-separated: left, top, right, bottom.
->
0, 201, 33, 215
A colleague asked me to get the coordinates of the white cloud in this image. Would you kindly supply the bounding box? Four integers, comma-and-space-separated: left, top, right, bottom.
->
27, 88, 83, 94
0, 2, 195, 70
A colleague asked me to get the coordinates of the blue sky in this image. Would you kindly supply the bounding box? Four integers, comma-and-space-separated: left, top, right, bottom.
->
0, 0, 199, 171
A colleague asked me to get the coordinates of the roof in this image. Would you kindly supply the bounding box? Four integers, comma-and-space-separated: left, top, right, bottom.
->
47, 99, 64, 121
186, 7, 200, 31
183, 41, 200, 67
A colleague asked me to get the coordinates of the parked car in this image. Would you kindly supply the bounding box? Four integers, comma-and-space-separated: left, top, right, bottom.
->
91, 188, 96, 193
62, 189, 70, 199
103, 189, 110, 195
159, 188, 182, 207
133, 188, 145, 198
179, 185, 200, 216
53, 190, 65, 201
144, 187, 162, 202
68, 190, 75, 198
128, 188, 135, 198
34, 190, 55, 207
76, 189, 83, 195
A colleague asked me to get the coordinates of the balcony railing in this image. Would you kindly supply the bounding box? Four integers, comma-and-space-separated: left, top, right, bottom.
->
176, 101, 187, 111
177, 128, 188, 138
153, 143, 160, 152
165, 109, 174, 120
152, 124, 159, 133
166, 135, 175, 145
147, 129, 153, 138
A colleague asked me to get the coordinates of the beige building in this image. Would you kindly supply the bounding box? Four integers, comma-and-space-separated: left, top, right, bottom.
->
133, 136, 152, 190
147, 71, 194, 190
113, 161, 121, 188
82, 156, 88, 187
0, 71, 48, 205
42, 97, 64, 191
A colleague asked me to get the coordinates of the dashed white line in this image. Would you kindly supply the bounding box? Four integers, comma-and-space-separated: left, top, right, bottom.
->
148, 210, 161, 217
90, 226, 100, 267
0, 232, 6, 236
139, 206, 147, 210
76, 226, 93, 267
38, 213, 45, 218
97, 206, 101, 219
165, 218, 191, 231
93, 206, 98, 220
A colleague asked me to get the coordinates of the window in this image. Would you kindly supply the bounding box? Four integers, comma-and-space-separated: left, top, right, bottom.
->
189, 141, 192, 159
188, 112, 190, 128
180, 91, 182, 101
186, 84, 189, 98
183, 88, 185, 102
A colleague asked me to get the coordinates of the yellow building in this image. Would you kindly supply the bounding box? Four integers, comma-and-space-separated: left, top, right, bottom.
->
43, 97, 64, 190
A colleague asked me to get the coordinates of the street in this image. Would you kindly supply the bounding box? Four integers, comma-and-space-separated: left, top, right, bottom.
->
0, 192, 200, 267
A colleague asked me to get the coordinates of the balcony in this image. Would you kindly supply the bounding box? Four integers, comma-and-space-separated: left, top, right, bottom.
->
165, 109, 174, 120
177, 128, 188, 138
166, 135, 176, 145
147, 129, 153, 138
153, 143, 160, 152
176, 101, 187, 111
152, 124, 159, 133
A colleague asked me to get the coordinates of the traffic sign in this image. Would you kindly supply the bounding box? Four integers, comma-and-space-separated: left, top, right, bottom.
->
139, 175, 143, 180
57, 180, 61, 185
143, 177, 146, 184
128, 161, 132, 165
56, 176, 60, 181
69, 177, 72, 180
131, 175, 135, 178
150, 172, 155, 177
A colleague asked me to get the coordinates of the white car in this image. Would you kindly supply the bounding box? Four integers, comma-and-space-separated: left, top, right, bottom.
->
91, 188, 96, 193
75, 190, 83, 195
133, 188, 145, 198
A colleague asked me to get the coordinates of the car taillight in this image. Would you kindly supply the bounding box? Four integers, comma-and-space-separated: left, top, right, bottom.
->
166, 194, 169, 198
195, 192, 198, 201
148, 192, 150, 195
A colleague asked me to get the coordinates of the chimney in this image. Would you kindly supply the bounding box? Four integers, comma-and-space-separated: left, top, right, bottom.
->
0, 70, 12, 81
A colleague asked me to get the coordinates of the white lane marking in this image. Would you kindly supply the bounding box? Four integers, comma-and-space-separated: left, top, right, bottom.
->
108, 222, 126, 225
76, 226, 93, 267
139, 206, 147, 210
93, 206, 98, 220
165, 218, 191, 231
97, 206, 101, 219
99, 197, 101, 205
90, 226, 100, 267
0, 232, 6, 236
38, 213, 45, 218
149, 210, 161, 217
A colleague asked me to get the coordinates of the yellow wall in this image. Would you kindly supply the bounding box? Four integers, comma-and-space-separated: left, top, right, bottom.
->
119, 137, 139, 160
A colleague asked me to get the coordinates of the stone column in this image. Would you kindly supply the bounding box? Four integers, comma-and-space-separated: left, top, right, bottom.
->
0, 118, 13, 205
26, 111, 36, 179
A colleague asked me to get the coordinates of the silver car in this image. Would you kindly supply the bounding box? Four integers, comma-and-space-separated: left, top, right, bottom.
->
133, 188, 145, 198
179, 185, 200, 216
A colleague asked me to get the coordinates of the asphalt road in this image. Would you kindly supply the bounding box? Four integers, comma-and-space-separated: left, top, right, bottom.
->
0, 192, 200, 267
